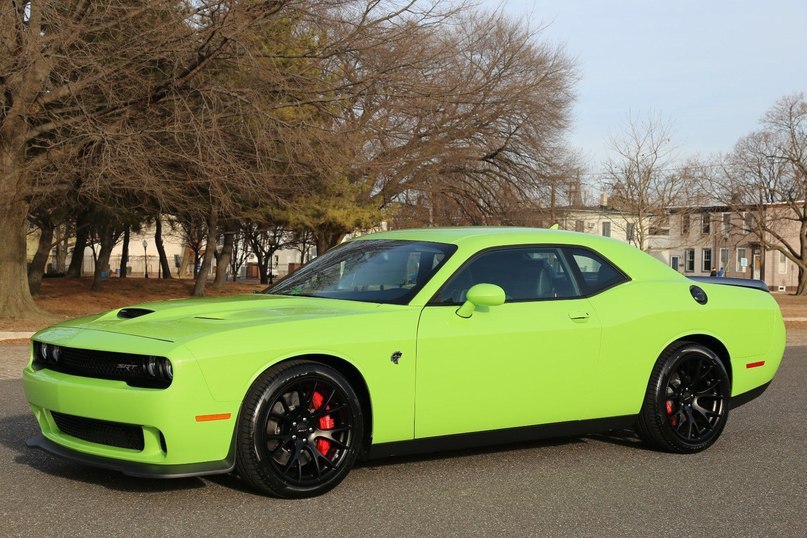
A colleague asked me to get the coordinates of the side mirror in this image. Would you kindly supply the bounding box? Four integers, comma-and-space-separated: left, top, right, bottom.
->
456, 283, 506, 318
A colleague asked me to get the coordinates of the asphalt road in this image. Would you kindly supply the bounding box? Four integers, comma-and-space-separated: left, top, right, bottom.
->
0, 347, 805, 537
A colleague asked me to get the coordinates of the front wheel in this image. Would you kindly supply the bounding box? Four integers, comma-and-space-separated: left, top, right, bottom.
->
636, 343, 730, 453
235, 360, 364, 498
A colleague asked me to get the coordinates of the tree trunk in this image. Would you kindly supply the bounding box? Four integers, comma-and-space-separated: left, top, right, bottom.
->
55, 226, 69, 273
28, 220, 54, 296
155, 218, 173, 279
257, 258, 269, 285
797, 265, 807, 295
0, 164, 42, 319
91, 227, 121, 292
67, 212, 90, 278
192, 251, 200, 278
213, 229, 234, 289
314, 228, 344, 256
119, 227, 130, 278
193, 212, 219, 297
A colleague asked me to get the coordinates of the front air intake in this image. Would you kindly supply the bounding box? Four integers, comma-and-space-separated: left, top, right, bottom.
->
51, 411, 145, 451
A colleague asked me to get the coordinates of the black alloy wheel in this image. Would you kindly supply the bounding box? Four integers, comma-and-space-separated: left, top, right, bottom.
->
636, 343, 730, 453
236, 361, 364, 498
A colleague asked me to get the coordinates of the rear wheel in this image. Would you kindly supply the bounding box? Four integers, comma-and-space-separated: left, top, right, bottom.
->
235, 360, 363, 498
636, 343, 730, 453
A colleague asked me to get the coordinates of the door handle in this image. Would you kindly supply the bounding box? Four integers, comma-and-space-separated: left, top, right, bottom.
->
568, 311, 590, 322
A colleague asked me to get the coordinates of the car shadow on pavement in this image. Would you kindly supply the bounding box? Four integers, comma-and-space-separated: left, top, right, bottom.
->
354, 427, 654, 470
585, 428, 656, 451
0, 414, 208, 494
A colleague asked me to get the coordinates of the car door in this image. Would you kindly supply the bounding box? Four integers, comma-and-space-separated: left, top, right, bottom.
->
414, 246, 604, 439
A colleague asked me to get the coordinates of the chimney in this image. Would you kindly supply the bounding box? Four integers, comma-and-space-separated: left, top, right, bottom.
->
599, 194, 609, 207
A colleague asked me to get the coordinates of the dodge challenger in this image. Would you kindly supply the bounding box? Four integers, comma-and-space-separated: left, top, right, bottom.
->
23, 227, 785, 497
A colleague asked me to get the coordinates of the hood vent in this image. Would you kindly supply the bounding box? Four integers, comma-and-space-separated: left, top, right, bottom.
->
117, 308, 154, 319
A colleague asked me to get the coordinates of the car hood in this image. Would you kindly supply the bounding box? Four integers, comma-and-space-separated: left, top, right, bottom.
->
61, 294, 385, 343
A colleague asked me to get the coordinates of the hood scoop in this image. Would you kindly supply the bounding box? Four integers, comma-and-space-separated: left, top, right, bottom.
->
117, 308, 155, 319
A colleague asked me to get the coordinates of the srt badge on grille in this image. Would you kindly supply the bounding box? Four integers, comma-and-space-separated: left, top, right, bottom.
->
116, 364, 139, 371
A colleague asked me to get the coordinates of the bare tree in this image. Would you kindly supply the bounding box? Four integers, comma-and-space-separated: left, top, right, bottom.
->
719, 93, 807, 293
228, 229, 251, 282
177, 215, 207, 279
603, 113, 699, 250
243, 222, 289, 285
1, 1, 582, 317
281, 10, 577, 248
2, 0, 447, 318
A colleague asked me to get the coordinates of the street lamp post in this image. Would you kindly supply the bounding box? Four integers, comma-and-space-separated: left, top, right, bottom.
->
142, 239, 149, 279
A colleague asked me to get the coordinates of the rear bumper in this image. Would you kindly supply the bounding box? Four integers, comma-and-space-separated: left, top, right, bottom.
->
729, 381, 771, 410
27, 434, 234, 478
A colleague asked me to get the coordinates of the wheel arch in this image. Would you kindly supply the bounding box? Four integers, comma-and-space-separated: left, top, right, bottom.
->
664, 334, 732, 383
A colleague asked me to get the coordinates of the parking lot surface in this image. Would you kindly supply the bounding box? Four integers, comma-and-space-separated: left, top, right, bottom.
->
0, 346, 804, 537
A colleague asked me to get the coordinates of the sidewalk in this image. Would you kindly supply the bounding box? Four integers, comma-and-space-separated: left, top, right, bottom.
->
0, 332, 34, 342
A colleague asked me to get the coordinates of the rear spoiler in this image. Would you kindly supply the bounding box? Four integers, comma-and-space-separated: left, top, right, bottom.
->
689, 276, 769, 292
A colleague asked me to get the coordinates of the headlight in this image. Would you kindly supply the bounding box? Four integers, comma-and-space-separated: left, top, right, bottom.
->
51, 346, 61, 362
144, 356, 172, 381
40, 343, 49, 361
145, 356, 158, 377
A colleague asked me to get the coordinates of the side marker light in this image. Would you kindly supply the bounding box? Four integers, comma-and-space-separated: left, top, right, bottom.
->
195, 413, 232, 422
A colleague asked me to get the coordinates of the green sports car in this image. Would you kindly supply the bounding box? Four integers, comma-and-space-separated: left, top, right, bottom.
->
23, 228, 785, 497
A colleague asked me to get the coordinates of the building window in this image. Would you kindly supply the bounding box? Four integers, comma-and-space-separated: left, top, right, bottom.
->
602, 221, 611, 238
685, 249, 695, 272
720, 248, 729, 273
649, 216, 670, 236
670, 255, 680, 271
575, 220, 584, 233
722, 213, 731, 236
743, 212, 753, 233
779, 251, 787, 274
626, 222, 635, 241
737, 247, 747, 272
702, 213, 711, 235
702, 248, 713, 272
681, 215, 690, 235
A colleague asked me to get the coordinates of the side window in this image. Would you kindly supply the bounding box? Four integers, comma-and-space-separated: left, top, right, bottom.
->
564, 247, 627, 295
432, 247, 581, 304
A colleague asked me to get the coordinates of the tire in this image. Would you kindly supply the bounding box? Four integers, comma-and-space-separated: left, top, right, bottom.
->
635, 343, 730, 453
235, 360, 364, 498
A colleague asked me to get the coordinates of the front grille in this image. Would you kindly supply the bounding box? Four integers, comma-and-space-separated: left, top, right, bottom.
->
51, 411, 145, 451
32, 343, 172, 389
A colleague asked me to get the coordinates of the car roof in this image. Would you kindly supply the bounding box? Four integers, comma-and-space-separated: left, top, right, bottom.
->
352, 226, 683, 282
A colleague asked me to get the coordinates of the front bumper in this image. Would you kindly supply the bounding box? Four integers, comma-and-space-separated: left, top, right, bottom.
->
26, 434, 234, 478
23, 338, 240, 475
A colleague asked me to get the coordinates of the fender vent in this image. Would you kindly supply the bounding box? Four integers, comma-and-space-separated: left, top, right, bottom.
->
117, 308, 154, 319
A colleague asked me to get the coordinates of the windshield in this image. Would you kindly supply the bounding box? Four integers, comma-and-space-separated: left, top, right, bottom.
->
267, 239, 457, 304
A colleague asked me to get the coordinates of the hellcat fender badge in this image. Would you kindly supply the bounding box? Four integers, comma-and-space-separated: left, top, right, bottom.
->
390, 351, 402, 365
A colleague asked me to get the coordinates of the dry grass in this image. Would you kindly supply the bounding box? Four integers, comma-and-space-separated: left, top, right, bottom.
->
0, 277, 264, 332
771, 293, 807, 319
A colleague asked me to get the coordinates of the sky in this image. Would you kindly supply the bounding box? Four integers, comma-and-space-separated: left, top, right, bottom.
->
484, 0, 807, 171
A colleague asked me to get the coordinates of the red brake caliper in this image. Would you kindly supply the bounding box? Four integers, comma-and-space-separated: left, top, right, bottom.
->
666, 400, 677, 426
311, 391, 334, 456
